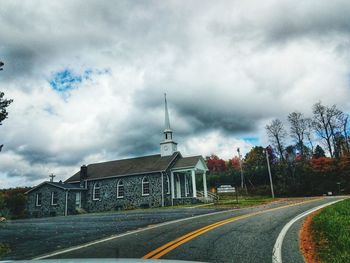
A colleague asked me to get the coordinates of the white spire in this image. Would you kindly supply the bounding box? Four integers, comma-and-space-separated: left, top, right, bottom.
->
164, 93, 171, 131
160, 93, 177, 156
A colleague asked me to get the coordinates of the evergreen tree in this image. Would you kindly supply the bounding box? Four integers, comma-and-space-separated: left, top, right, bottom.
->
313, 145, 326, 159
0, 61, 13, 152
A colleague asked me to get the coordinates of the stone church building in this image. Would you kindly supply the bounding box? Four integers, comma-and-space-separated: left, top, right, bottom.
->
26, 96, 209, 217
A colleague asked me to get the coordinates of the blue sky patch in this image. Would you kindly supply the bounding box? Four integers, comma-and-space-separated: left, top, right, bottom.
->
243, 137, 259, 144
49, 68, 110, 94
49, 69, 84, 92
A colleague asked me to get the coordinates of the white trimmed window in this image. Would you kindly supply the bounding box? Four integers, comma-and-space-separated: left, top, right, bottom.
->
51, 191, 58, 205
117, 180, 124, 198
93, 183, 101, 200
36, 193, 42, 206
142, 177, 150, 196
166, 175, 170, 194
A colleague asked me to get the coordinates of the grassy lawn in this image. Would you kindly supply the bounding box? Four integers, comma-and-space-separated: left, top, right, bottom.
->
312, 198, 350, 263
202, 195, 275, 209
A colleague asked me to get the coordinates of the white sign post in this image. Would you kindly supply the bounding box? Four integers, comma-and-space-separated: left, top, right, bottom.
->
217, 185, 236, 193
217, 185, 238, 204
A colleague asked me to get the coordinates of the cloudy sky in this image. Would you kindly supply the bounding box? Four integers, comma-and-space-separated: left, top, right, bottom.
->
1, 0, 350, 188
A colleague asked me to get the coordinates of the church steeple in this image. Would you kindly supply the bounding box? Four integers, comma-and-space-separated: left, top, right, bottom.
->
160, 94, 177, 157
164, 93, 171, 132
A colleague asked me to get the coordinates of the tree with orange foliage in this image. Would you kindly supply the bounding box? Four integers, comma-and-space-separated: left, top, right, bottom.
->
230, 156, 241, 171
206, 154, 227, 172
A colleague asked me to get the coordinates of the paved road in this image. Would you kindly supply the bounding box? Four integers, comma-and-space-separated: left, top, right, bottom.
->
45, 197, 345, 263
0, 207, 221, 260
1, 197, 345, 262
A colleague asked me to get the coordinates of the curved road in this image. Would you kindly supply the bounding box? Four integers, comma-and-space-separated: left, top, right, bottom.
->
39, 196, 346, 263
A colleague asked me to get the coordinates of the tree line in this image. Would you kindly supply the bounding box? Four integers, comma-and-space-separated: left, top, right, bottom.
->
266, 102, 349, 160
203, 102, 350, 197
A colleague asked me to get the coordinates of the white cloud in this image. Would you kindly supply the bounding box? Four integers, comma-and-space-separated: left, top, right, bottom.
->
1, 0, 350, 187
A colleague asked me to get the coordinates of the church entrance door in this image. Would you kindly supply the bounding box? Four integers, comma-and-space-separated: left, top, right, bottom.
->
75, 192, 81, 209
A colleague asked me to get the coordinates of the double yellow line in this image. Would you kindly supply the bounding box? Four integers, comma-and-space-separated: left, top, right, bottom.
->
142, 197, 324, 259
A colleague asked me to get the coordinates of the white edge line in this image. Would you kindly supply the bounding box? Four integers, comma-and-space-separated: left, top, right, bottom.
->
272, 198, 347, 263
32, 208, 237, 260
32, 197, 324, 260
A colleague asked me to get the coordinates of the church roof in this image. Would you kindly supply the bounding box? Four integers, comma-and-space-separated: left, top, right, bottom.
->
172, 155, 206, 169
65, 152, 179, 183
25, 181, 85, 194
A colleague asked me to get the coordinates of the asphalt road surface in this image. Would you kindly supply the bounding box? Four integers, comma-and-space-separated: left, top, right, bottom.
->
0, 207, 221, 260
1, 197, 346, 262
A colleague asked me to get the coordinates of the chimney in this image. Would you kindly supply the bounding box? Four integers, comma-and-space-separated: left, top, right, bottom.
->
80, 165, 88, 181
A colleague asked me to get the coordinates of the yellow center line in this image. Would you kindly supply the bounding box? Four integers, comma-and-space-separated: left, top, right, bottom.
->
142, 197, 324, 259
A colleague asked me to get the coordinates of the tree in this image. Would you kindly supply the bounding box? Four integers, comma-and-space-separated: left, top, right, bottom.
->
0, 91, 13, 125
341, 114, 349, 154
288, 112, 308, 156
206, 154, 227, 172
243, 146, 269, 186
230, 156, 241, 171
266, 119, 286, 161
313, 145, 326, 159
312, 102, 340, 158
305, 118, 314, 153
327, 105, 344, 158
0, 61, 13, 152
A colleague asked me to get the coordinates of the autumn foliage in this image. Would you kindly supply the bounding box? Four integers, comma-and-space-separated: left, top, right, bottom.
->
206, 154, 227, 172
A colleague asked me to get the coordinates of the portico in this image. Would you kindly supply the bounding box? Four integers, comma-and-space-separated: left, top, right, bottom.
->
170, 156, 208, 204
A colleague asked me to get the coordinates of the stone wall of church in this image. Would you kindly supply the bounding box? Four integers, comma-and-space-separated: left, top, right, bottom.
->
26, 184, 79, 217
84, 172, 170, 213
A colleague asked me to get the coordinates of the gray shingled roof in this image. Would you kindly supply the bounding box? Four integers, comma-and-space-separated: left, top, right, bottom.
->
172, 156, 203, 169
25, 181, 85, 194
65, 152, 179, 183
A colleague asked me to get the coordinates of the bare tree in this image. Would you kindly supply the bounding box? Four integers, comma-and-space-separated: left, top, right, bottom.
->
312, 102, 344, 158
305, 118, 314, 153
312, 102, 334, 157
340, 114, 349, 153
288, 112, 308, 156
266, 119, 286, 161
326, 105, 343, 157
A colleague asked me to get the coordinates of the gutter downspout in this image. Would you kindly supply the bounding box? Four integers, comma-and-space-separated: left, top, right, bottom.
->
161, 172, 164, 207
65, 190, 68, 216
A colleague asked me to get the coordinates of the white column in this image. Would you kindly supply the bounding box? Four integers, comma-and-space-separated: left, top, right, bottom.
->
191, 169, 197, 197
65, 191, 68, 216
203, 171, 208, 198
176, 174, 181, 198
171, 171, 175, 200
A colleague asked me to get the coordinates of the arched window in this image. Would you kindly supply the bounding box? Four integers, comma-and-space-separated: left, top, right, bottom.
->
165, 175, 170, 194
142, 177, 150, 196
93, 183, 101, 200
117, 180, 124, 198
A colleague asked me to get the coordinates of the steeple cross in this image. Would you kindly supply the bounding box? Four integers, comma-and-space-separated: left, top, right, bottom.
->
49, 173, 56, 182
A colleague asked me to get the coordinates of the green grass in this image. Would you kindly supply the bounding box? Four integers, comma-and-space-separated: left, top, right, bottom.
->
312, 199, 350, 263
202, 195, 274, 209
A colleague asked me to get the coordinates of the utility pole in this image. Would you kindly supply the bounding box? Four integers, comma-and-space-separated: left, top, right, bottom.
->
237, 148, 244, 189
265, 147, 275, 198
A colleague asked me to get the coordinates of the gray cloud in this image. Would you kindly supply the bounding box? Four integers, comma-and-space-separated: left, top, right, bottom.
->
1, 0, 350, 187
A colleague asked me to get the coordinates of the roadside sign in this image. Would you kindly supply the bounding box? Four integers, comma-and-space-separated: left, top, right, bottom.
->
217, 185, 236, 193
